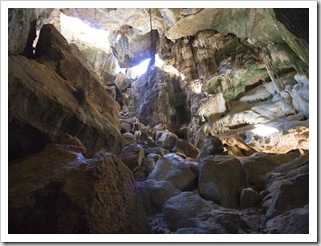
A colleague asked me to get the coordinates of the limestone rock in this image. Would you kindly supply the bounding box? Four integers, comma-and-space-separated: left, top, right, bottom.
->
126, 68, 190, 132
147, 153, 196, 191
240, 188, 260, 208
239, 152, 300, 186
198, 155, 245, 208
137, 179, 180, 214
145, 147, 170, 156
197, 134, 225, 160
265, 205, 309, 234
8, 144, 148, 233
8, 8, 58, 55
114, 72, 132, 93
9, 24, 124, 160
163, 192, 251, 233
194, 92, 227, 124
176, 139, 200, 158
121, 144, 145, 169
163, 192, 213, 231
142, 153, 160, 176
262, 154, 309, 219
155, 131, 179, 151
148, 214, 171, 234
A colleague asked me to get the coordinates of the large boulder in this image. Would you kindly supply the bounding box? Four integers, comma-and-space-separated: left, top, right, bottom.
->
239, 152, 300, 187
147, 153, 196, 191
8, 144, 148, 233
137, 180, 180, 214
262, 154, 309, 219
163, 192, 251, 233
163, 192, 213, 231
198, 155, 245, 208
265, 205, 309, 234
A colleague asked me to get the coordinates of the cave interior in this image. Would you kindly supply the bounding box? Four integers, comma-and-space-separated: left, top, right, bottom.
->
6, 6, 314, 237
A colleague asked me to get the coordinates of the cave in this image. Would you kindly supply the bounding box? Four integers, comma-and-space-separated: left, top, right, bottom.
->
3, 3, 317, 242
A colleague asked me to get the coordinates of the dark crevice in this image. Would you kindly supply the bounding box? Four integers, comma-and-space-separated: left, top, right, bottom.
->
228, 122, 250, 130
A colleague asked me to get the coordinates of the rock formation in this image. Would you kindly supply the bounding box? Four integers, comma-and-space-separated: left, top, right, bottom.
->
7, 7, 311, 236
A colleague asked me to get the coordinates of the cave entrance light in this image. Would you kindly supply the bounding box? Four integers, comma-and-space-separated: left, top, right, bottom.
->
60, 13, 110, 52
125, 54, 164, 79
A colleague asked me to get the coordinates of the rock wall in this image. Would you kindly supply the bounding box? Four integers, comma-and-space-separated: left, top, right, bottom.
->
9, 24, 124, 160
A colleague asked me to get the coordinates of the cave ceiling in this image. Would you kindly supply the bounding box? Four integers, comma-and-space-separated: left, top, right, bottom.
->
7, 7, 311, 155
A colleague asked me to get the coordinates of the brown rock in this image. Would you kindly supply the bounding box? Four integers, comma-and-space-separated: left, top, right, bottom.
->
9, 24, 123, 160
177, 139, 200, 158
8, 144, 148, 233
121, 144, 145, 169
147, 153, 196, 191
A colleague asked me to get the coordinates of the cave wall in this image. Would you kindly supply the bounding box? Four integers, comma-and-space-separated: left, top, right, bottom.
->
9, 24, 124, 160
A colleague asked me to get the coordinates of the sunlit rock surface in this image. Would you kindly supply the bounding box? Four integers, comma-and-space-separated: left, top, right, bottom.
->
9, 24, 124, 160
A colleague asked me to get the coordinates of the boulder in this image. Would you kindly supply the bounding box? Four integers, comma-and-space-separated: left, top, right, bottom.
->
262, 154, 309, 219
197, 134, 225, 160
265, 205, 309, 234
264, 173, 309, 219
137, 180, 180, 214
142, 153, 160, 176
114, 72, 132, 93
133, 166, 146, 181
240, 188, 260, 208
155, 131, 179, 151
121, 144, 145, 169
163, 192, 212, 231
144, 147, 170, 156
8, 144, 148, 233
198, 155, 245, 208
148, 214, 171, 234
176, 139, 200, 158
239, 152, 300, 187
163, 192, 251, 233
147, 153, 196, 191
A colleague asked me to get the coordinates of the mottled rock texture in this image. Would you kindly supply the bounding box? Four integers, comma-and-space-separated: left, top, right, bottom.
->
9, 24, 124, 160
9, 144, 148, 233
